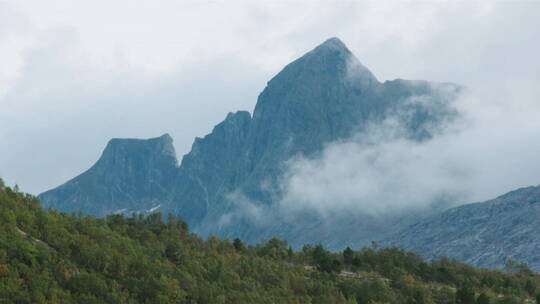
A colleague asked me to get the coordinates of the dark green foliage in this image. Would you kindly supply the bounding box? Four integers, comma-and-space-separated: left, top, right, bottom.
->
343, 246, 354, 266
233, 238, 244, 252
256, 238, 289, 259
536, 293, 540, 304
526, 278, 537, 296
456, 285, 476, 304
287, 246, 294, 259
477, 292, 490, 304
313, 244, 342, 273
1, 184, 539, 303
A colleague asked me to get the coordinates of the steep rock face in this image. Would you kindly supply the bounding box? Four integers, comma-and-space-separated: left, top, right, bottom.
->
235, 39, 456, 204
168, 38, 459, 246
384, 186, 540, 271
40, 38, 460, 249
39, 134, 178, 216
168, 111, 252, 224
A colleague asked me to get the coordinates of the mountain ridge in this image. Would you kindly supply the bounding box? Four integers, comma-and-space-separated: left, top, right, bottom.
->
384, 184, 540, 271
39, 37, 460, 250
39, 133, 178, 216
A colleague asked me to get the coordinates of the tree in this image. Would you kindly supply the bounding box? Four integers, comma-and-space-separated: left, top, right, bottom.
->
313, 244, 342, 273
343, 247, 354, 266
165, 242, 182, 264
476, 293, 490, 304
536, 293, 540, 304
503, 259, 530, 275
526, 279, 537, 296
456, 285, 476, 304
287, 246, 294, 259
233, 238, 244, 252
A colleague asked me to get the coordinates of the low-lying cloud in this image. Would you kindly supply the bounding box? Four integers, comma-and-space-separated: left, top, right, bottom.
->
278, 82, 540, 216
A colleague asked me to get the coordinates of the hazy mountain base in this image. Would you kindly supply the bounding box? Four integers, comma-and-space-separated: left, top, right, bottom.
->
3, 182, 540, 304
384, 185, 540, 272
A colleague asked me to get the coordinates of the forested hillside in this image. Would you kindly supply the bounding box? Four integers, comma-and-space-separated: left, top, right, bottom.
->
2, 180, 540, 304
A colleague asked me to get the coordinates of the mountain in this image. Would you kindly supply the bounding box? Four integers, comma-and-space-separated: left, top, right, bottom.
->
39, 134, 178, 216
39, 37, 460, 249
384, 185, 540, 271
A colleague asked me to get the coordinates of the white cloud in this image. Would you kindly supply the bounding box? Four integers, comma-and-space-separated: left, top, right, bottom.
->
278, 82, 540, 215
0, 0, 539, 202
217, 191, 273, 229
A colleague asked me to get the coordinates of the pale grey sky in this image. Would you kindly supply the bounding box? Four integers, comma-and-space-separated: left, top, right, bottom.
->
1, 0, 539, 198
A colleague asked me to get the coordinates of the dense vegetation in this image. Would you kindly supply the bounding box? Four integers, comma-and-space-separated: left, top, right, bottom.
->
1, 180, 540, 303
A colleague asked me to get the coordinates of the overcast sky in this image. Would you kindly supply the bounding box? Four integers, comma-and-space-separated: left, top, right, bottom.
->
1, 0, 539, 197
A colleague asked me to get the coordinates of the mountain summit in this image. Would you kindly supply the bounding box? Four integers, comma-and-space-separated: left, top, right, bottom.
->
260, 37, 378, 96
305, 37, 378, 86
39, 38, 460, 249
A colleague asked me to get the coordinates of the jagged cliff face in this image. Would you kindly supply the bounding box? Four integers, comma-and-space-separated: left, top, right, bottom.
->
172, 38, 458, 245
39, 134, 178, 216
384, 186, 540, 271
39, 38, 459, 249
169, 111, 252, 224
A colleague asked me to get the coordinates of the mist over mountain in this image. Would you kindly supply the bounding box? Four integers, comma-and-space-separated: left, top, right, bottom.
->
3, 2, 540, 303
39, 37, 460, 249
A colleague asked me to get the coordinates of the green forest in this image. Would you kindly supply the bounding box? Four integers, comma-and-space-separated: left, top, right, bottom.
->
1, 180, 540, 304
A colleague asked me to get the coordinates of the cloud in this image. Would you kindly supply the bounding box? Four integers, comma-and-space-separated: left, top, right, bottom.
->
0, 3, 268, 193
278, 79, 540, 216
217, 191, 274, 229
1, 0, 539, 202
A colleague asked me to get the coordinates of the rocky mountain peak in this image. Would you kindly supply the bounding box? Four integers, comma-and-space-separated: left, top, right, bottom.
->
252, 37, 378, 119
290, 37, 377, 85
308, 37, 352, 60
100, 133, 177, 168
224, 111, 251, 126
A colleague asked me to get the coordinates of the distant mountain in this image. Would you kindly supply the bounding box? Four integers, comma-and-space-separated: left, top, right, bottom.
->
39, 37, 459, 249
384, 185, 540, 271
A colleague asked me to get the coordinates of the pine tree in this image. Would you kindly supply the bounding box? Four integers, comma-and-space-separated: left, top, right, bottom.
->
456, 285, 476, 304
343, 247, 354, 266
287, 246, 294, 259
233, 238, 244, 252
313, 244, 342, 273
526, 279, 537, 296
477, 293, 490, 304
